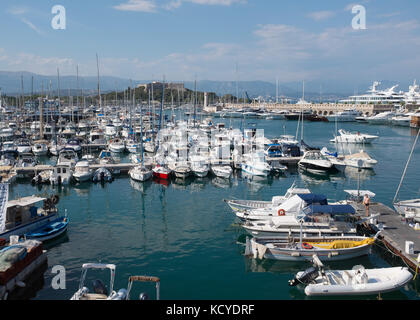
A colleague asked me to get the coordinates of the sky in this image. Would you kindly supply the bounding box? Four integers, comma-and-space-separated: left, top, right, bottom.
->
1, 0, 420, 91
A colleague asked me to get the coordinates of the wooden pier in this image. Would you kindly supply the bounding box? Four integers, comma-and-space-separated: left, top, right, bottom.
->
352, 201, 420, 272
14, 163, 137, 176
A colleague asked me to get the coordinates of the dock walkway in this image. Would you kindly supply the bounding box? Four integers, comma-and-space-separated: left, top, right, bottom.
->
353, 201, 420, 272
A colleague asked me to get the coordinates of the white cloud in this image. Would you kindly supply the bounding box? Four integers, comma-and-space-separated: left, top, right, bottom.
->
307, 11, 335, 21
113, 0, 157, 13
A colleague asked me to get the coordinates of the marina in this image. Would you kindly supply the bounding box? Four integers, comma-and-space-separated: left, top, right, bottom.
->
1, 0, 420, 303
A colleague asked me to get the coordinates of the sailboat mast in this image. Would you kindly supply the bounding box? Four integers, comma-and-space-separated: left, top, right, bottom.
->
96, 53, 102, 113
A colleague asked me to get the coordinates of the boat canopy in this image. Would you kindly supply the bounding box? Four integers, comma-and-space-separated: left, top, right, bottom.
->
6, 196, 46, 209
297, 194, 328, 205
301, 204, 356, 216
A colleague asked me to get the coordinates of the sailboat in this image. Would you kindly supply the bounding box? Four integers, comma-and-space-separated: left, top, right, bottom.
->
129, 102, 152, 182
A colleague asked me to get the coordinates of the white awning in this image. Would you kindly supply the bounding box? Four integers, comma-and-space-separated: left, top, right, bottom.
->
6, 196, 46, 208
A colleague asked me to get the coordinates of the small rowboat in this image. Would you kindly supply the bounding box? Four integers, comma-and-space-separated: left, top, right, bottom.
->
247, 233, 379, 262
25, 216, 69, 242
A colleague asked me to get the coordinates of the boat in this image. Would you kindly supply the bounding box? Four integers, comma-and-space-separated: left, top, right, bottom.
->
168, 162, 191, 179
339, 81, 405, 105
92, 168, 113, 183
50, 165, 73, 185
31, 170, 53, 185
264, 144, 283, 158
125, 275, 161, 300
298, 150, 336, 174
0, 184, 60, 241
289, 256, 412, 296
241, 152, 272, 176
15, 139, 32, 154
190, 156, 209, 178
326, 109, 362, 122
211, 164, 232, 179
152, 165, 171, 180
57, 148, 79, 167
65, 138, 82, 153
366, 111, 397, 125
330, 129, 379, 144
73, 160, 94, 182
0, 239, 47, 300
125, 140, 139, 154
25, 215, 69, 242
343, 151, 378, 169
31, 141, 49, 156
224, 185, 311, 212
109, 138, 126, 153
71, 263, 127, 300
246, 233, 379, 262
129, 166, 153, 182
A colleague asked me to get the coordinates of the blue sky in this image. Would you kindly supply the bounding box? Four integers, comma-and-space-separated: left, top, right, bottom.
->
1, 0, 420, 90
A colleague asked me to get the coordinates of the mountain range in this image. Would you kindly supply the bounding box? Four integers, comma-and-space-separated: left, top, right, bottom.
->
0, 71, 412, 102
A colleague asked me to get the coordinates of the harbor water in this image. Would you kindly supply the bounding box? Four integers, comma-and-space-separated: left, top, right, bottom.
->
8, 118, 420, 300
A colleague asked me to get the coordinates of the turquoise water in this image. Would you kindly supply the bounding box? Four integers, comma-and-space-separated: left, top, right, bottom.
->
8, 118, 420, 300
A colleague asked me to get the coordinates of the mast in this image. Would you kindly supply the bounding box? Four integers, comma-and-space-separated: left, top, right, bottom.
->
40, 81, 44, 139
57, 68, 61, 121
96, 53, 102, 113
393, 129, 420, 204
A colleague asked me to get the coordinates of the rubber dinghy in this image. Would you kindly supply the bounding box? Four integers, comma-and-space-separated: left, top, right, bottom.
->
289, 256, 413, 296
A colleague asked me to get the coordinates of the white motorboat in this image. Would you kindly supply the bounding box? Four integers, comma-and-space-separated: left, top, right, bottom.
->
129, 165, 153, 182
71, 263, 127, 300
298, 150, 335, 174
330, 129, 379, 144
92, 167, 113, 183
343, 150, 378, 169
32, 141, 49, 156
65, 138, 82, 153
109, 138, 126, 153
73, 160, 94, 182
290, 261, 412, 296
168, 162, 191, 179
190, 155, 209, 178
391, 115, 412, 127
50, 165, 73, 185
211, 164, 232, 179
16, 139, 32, 154
366, 111, 396, 125
125, 140, 139, 153
241, 152, 272, 176
57, 148, 79, 167
105, 124, 118, 137
224, 185, 311, 212
326, 109, 362, 122
1, 141, 17, 153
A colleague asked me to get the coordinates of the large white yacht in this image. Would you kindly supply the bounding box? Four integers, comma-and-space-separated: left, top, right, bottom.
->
326, 109, 362, 122
340, 81, 404, 105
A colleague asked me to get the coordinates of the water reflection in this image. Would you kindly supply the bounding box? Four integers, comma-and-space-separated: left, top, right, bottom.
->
344, 167, 376, 182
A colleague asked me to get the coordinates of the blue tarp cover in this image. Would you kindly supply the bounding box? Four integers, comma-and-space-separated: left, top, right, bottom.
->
304, 204, 355, 215
296, 194, 328, 205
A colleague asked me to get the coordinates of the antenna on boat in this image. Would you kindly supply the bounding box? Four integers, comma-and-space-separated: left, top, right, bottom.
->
393, 129, 420, 204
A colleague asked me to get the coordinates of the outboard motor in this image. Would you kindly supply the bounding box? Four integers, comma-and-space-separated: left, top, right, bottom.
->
92, 279, 108, 296
288, 266, 319, 286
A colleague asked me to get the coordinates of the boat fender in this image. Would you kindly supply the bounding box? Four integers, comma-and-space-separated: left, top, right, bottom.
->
278, 209, 286, 216
289, 266, 319, 286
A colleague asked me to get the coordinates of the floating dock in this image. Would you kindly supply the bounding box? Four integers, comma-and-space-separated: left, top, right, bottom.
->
14, 163, 138, 176
352, 201, 420, 272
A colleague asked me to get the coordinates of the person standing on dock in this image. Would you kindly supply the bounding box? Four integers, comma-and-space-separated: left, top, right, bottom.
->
363, 194, 370, 217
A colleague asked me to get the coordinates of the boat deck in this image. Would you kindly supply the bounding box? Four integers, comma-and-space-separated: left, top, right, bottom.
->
352, 201, 420, 272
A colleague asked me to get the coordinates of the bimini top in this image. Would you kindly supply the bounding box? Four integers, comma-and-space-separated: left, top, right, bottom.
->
302, 204, 356, 216
297, 194, 328, 205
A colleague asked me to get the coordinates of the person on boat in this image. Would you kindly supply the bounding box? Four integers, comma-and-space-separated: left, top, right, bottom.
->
363, 194, 370, 217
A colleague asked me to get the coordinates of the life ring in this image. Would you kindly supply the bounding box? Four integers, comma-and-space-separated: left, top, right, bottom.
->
278, 209, 286, 216
302, 242, 313, 250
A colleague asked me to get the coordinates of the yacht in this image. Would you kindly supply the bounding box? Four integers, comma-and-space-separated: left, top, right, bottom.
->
330, 129, 379, 144
32, 142, 49, 156
16, 139, 32, 154
65, 138, 82, 153
211, 164, 232, 179
340, 81, 405, 105
343, 150, 378, 169
73, 160, 93, 182
298, 150, 335, 174
57, 149, 79, 167
241, 152, 272, 176
326, 109, 362, 122
129, 165, 153, 182
190, 155, 209, 178
109, 138, 126, 153
365, 111, 397, 125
